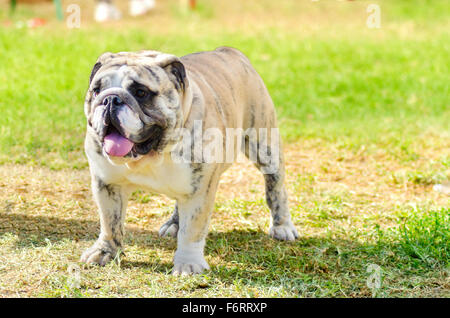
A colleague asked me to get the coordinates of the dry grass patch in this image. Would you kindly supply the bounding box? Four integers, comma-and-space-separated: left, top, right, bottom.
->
0, 139, 448, 297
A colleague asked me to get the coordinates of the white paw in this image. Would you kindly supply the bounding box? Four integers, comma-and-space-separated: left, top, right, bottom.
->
158, 220, 179, 238
269, 222, 299, 241
172, 262, 209, 276
173, 251, 209, 276
80, 240, 118, 266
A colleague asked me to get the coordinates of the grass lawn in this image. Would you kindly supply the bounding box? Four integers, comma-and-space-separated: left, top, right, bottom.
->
0, 0, 448, 297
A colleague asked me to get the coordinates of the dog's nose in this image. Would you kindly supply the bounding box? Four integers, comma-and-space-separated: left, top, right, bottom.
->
103, 95, 124, 108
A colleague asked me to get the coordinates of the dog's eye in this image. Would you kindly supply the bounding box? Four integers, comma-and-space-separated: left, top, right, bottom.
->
135, 89, 148, 99
92, 87, 100, 97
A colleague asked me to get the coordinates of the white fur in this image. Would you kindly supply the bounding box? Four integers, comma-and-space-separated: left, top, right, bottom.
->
86, 134, 192, 199
115, 105, 144, 136
124, 154, 193, 198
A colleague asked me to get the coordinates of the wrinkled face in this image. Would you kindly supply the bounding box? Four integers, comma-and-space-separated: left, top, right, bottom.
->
85, 51, 188, 161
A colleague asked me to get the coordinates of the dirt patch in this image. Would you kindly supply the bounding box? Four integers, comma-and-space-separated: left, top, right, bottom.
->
0, 139, 448, 297
1, 139, 447, 236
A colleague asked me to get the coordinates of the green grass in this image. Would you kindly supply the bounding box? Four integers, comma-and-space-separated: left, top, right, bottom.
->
0, 1, 449, 169
397, 208, 449, 268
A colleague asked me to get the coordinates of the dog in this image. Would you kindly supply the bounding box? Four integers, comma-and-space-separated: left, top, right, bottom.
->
81, 47, 298, 275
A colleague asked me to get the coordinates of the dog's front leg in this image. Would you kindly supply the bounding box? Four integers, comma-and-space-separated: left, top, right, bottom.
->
172, 174, 220, 275
80, 177, 128, 266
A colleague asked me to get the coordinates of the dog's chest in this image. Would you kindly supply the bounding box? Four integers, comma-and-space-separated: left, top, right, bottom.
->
124, 155, 193, 198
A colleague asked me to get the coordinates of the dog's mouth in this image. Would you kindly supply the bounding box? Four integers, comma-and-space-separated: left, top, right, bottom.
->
103, 125, 164, 158
90, 92, 166, 158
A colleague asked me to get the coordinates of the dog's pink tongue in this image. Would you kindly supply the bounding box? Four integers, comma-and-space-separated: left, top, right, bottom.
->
103, 132, 134, 157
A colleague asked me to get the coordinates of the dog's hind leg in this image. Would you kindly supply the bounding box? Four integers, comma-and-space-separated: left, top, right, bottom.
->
242, 130, 298, 241
264, 167, 298, 241
159, 203, 179, 238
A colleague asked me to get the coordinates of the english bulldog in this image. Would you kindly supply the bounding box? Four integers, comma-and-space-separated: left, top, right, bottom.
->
81, 47, 298, 275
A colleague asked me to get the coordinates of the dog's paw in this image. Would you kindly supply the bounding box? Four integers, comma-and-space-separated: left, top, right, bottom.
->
172, 252, 209, 276
172, 261, 210, 276
269, 222, 299, 241
159, 219, 179, 238
80, 240, 119, 266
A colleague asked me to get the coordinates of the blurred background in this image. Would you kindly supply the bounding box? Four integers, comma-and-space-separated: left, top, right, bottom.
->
0, 0, 448, 168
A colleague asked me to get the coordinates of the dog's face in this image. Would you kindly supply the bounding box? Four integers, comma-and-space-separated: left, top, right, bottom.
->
84, 51, 188, 162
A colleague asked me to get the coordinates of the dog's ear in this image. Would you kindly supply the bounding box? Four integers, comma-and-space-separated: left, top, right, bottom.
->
89, 52, 114, 85
89, 62, 102, 84
163, 60, 188, 92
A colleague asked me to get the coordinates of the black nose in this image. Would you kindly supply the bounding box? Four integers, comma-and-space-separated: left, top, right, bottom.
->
103, 95, 124, 107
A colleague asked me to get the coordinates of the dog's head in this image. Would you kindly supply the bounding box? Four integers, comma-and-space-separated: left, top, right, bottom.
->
84, 50, 189, 162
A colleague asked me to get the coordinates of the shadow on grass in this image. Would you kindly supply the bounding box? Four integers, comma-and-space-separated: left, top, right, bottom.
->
1, 211, 368, 268
1, 211, 444, 297
0, 212, 98, 247
0, 212, 156, 248
124, 228, 378, 286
